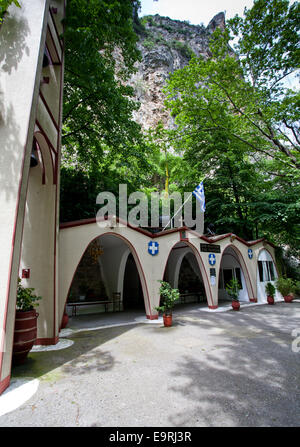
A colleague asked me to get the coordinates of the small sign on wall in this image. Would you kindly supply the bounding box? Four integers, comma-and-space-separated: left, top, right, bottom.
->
210, 268, 216, 286
201, 243, 221, 253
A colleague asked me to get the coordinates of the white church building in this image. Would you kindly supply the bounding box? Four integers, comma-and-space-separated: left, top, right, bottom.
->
0, 0, 280, 395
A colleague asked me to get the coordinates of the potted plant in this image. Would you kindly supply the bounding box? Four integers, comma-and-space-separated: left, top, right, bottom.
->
13, 278, 42, 365
60, 304, 69, 330
275, 276, 295, 303
265, 282, 276, 305
155, 281, 179, 327
225, 278, 240, 311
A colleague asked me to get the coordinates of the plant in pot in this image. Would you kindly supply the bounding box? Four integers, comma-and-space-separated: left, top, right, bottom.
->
155, 281, 180, 327
13, 278, 42, 365
265, 282, 276, 305
275, 276, 296, 303
225, 278, 240, 311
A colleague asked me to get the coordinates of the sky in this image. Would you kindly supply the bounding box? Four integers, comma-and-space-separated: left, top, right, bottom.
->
139, 0, 255, 27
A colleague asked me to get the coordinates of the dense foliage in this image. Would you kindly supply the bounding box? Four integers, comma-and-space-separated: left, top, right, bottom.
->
60, 0, 152, 220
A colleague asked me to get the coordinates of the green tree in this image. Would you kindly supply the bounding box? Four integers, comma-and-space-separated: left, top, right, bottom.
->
164, 0, 300, 248
62, 0, 144, 165
60, 1, 158, 221
165, 0, 299, 171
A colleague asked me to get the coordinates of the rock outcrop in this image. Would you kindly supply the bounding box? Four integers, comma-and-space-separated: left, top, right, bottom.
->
130, 12, 226, 130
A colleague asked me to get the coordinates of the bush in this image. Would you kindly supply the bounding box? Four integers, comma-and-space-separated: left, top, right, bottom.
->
142, 38, 155, 50
275, 276, 296, 297
172, 41, 194, 59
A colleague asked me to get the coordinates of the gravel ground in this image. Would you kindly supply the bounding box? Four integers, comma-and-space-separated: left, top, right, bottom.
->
0, 302, 299, 427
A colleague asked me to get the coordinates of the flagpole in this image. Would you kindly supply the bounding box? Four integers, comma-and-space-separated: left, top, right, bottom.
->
162, 192, 193, 231
162, 175, 208, 231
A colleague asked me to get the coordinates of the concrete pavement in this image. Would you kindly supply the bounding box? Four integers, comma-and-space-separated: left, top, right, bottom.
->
0, 302, 299, 427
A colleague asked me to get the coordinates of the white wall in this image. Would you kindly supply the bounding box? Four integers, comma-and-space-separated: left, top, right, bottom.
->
0, 0, 50, 384
257, 249, 280, 303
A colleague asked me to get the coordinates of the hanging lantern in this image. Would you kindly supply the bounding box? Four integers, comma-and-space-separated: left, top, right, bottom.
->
89, 241, 104, 263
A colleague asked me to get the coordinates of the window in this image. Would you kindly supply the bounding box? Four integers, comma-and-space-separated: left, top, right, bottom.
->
235, 267, 243, 289
268, 261, 275, 281
219, 267, 243, 289
258, 260, 276, 282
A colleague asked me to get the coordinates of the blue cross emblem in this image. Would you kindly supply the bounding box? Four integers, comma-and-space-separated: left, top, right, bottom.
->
208, 253, 216, 266
248, 249, 253, 259
148, 241, 159, 256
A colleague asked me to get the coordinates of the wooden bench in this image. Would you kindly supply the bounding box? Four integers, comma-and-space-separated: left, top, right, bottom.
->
67, 293, 121, 316
179, 292, 202, 304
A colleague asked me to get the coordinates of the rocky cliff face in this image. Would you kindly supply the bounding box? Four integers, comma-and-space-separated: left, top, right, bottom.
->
130, 12, 226, 130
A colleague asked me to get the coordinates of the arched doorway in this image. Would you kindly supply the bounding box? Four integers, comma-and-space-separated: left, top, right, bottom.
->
66, 233, 148, 316
218, 245, 251, 302
164, 242, 208, 306
257, 249, 279, 303
123, 253, 145, 310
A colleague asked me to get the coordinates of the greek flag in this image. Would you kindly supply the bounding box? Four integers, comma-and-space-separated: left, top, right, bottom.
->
192, 182, 206, 212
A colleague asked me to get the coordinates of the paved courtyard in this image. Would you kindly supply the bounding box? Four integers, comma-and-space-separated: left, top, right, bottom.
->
0, 302, 299, 427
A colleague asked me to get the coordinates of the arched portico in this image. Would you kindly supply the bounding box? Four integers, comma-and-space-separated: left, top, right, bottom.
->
218, 244, 253, 303
63, 232, 150, 318
162, 240, 213, 308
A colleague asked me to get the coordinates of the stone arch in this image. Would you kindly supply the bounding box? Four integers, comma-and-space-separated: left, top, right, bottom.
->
64, 232, 151, 317
219, 244, 254, 303
162, 240, 213, 308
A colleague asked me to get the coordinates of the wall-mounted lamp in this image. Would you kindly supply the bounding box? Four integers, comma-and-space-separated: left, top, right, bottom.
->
41, 76, 50, 85
230, 234, 236, 243
110, 215, 117, 228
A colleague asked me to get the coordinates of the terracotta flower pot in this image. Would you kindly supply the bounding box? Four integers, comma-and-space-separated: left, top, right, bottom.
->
284, 295, 294, 303
163, 314, 172, 327
13, 309, 39, 365
267, 296, 275, 305
232, 300, 240, 311
61, 312, 69, 329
